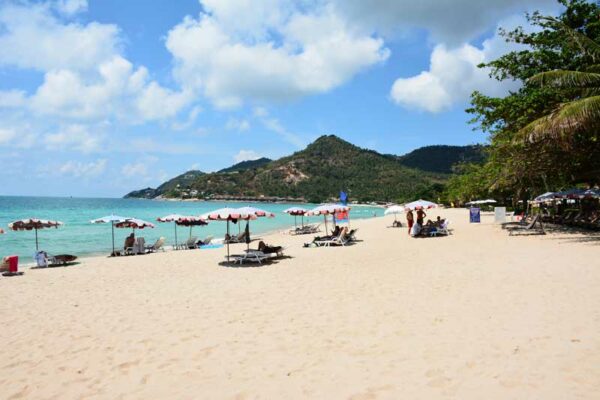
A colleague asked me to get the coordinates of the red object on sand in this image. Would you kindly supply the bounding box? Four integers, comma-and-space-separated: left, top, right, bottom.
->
8, 255, 18, 273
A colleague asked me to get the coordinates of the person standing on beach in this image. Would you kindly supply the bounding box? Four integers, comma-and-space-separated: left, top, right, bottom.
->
406, 210, 414, 235
416, 208, 426, 225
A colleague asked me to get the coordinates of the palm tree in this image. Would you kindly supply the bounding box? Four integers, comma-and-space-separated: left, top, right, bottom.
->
521, 17, 600, 143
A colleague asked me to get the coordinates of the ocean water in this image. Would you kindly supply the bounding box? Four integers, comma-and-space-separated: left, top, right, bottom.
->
0, 197, 383, 261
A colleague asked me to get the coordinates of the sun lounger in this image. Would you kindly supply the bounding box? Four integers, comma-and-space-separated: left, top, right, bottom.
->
49, 254, 78, 266
185, 236, 199, 249
430, 221, 450, 236
314, 231, 348, 247
508, 215, 545, 235
145, 237, 166, 253
230, 251, 270, 265
224, 230, 246, 244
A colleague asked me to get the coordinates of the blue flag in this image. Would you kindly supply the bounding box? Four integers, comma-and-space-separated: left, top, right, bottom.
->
340, 191, 348, 205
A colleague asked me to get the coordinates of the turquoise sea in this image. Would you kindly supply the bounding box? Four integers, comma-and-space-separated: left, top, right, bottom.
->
0, 197, 383, 262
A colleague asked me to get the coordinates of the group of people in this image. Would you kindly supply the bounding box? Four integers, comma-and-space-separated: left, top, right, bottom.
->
406, 209, 445, 237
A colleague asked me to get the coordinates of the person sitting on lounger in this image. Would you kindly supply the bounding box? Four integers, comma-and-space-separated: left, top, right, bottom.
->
258, 241, 283, 255
330, 225, 341, 237
124, 233, 135, 251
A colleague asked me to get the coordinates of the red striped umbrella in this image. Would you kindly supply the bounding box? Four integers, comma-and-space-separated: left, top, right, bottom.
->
202, 208, 256, 260
8, 218, 63, 251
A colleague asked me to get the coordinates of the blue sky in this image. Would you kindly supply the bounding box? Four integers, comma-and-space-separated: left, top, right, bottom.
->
0, 0, 562, 197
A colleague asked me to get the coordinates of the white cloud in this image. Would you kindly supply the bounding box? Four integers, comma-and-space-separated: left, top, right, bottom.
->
121, 162, 148, 178
390, 16, 527, 113
166, 3, 389, 107
332, 0, 556, 44
253, 108, 304, 148
234, 149, 261, 163
226, 118, 250, 132
54, 0, 88, 16
0, 128, 16, 145
0, 90, 27, 107
0, 3, 120, 72
44, 124, 103, 153
57, 159, 107, 178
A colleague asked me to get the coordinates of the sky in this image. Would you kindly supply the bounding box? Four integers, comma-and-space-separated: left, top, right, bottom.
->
0, 0, 563, 197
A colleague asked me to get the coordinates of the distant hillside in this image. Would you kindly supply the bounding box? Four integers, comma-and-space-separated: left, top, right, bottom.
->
125, 135, 451, 203
397, 145, 487, 174
218, 157, 272, 173
124, 170, 204, 199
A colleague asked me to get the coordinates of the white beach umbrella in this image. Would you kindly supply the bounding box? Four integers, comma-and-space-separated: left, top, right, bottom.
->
283, 207, 309, 229
8, 218, 64, 252
532, 192, 556, 203
235, 206, 274, 250
203, 208, 257, 261
307, 204, 351, 233
157, 214, 185, 248
91, 215, 129, 255
384, 205, 405, 222
403, 199, 438, 211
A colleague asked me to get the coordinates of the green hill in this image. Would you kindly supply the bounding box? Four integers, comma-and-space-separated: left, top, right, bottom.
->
397, 145, 487, 174
124, 170, 204, 199
218, 157, 272, 173
125, 135, 454, 203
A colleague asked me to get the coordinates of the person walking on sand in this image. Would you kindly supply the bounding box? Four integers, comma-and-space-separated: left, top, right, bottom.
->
406, 210, 414, 235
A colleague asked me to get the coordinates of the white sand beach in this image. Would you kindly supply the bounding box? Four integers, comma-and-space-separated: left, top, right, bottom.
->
1, 208, 599, 399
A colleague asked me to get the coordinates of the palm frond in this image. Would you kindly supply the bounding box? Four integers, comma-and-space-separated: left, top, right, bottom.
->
540, 16, 600, 62
519, 96, 600, 142
528, 70, 600, 88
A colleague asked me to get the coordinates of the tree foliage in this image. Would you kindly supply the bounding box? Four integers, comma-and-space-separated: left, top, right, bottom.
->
448, 0, 600, 204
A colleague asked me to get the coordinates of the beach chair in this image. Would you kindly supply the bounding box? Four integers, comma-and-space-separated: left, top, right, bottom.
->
508, 215, 545, 235
146, 237, 166, 253
314, 231, 348, 247
198, 236, 214, 246
48, 254, 78, 266
230, 251, 270, 265
431, 221, 450, 236
185, 236, 199, 249
226, 231, 247, 244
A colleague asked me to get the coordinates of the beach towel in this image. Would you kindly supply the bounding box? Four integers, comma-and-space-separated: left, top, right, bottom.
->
199, 244, 224, 250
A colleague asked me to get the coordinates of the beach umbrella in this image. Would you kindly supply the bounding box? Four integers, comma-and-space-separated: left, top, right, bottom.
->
384, 204, 405, 222
283, 207, 309, 229
157, 214, 185, 248
91, 215, 129, 256
239, 206, 274, 248
403, 199, 438, 211
532, 192, 556, 203
307, 204, 351, 234
202, 208, 256, 260
115, 218, 155, 230
8, 218, 63, 252
175, 216, 209, 239
583, 188, 600, 198
556, 188, 587, 199
235, 206, 275, 250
